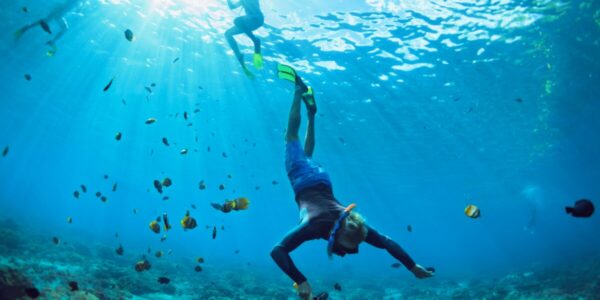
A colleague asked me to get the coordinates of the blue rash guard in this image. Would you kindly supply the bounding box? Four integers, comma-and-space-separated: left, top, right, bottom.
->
271, 141, 416, 284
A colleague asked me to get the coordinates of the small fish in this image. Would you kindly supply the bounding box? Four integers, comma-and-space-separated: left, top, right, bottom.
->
155, 250, 163, 258
180, 210, 197, 230
24, 74, 31, 81
172, 57, 179, 63
464, 204, 481, 219
101, 196, 107, 203
40, 20, 52, 34
151, 83, 156, 87
103, 77, 115, 92
122, 98, 127, 105
24, 288, 40, 298
115, 233, 119, 238
115, 132, 122, 141
157, 277, 170, 284
198, 180, 206, 190
255, 186, 260, 190
218, 184, 225, 190
180, 149, 188, 155
145, 118, 156, 124
168, 249, 172, 255
272, 180, 278, 185
73, 191, 80, 199
133, 208, 137, 214
184, 112, 188, 120
234, 250, 239, 254
162, 177, 172, 187
2, 146, 8, 157
160, 235, 167, 242
162, 196, 169, 201
407, 225, 412, 232
339, 137, 345, 144
391, 263, 401, 268
163, 213, 172, 231
334, 283, 341, 291
68, 281, 79, 291
194, 265, 203, 272
191, 204, 197, 209
149, 220, 161, 234
80, 185, 87, 193
112, 182, 118, 192
227, 174, 232, 179
145, 86, 152, 93
52, 237, 60, 244
516, 98, 523, 103
67, 217, 72, 224
196, 257, 204, 263
104, 174, 109, 179
154, 180, 163, 194
212, 226, 217, 239
221, 225, 225, 230
195, 136, 199, 142
124, 29, 134, 42
134, 259, 151, 272
207, 146, 211, 152
565, 199, 594, 218
115, 244, 124, 255
95, 192, 101, 198
194, 109, 200, 113
22, 7, 29, 13
162, 137, 170, 146
222, 152, 227, 158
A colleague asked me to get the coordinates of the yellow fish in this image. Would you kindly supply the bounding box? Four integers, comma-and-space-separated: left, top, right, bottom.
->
464, 204, 480, 219
149, 220, 161, 234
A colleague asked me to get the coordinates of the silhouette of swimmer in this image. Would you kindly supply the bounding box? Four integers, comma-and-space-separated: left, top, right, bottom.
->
224, 0, 264, 78
14, 0, 83, 56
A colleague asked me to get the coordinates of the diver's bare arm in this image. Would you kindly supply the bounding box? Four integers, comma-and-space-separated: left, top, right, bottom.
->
304, 113, 315, 157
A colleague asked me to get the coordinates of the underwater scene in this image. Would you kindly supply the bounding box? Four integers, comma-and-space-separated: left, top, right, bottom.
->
1, 0, 600, 299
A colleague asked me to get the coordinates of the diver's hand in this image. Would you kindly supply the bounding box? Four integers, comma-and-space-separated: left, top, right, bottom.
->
297, 281, 312, 300
410, 264, 434, 279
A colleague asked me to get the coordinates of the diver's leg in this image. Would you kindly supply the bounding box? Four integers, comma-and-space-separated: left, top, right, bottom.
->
47, 17, 69, 45
225, 25, 244, 65
244, 30, 261, 54
286, 88, 303, 142
14, 21, 40, 40
304, 112, 315, 157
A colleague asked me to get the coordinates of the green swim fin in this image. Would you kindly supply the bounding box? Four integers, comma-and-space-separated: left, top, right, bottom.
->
277, 63, 297, 83
303, 87, 316, 114
253, 53, 263, 70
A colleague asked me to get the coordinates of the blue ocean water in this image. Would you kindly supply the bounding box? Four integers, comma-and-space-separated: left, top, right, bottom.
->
1, 0, 600, 299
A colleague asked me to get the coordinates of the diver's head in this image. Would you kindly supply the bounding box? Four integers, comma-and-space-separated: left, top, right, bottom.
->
336, 212, 367, 249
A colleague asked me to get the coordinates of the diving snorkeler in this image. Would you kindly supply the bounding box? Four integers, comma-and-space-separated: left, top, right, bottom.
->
224, 0, 264, 78
14, 0, 82, 56
271, 64, 435, 300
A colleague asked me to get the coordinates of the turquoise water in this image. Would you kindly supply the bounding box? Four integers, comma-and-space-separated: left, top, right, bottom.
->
1, 0, 600, 299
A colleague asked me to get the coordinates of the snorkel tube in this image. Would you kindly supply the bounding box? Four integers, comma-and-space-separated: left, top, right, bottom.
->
327, 203, 356, 258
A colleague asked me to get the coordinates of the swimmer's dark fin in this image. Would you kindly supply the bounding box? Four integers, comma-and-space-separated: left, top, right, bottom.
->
277, 63, 297, 83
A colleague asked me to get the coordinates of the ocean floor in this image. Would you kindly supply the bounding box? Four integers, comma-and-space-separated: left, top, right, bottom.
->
1, 217, 599, 300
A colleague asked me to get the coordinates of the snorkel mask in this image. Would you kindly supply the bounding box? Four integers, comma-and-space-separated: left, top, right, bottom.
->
327, 203, 356, 258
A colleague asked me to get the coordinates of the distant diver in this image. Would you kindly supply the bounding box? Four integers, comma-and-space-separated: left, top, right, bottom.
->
270, 64, 435, 300
224, 0, 264, 78
14, 0, 83, 56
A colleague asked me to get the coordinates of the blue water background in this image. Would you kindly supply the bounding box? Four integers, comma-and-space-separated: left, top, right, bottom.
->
1, 0, 600, 285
